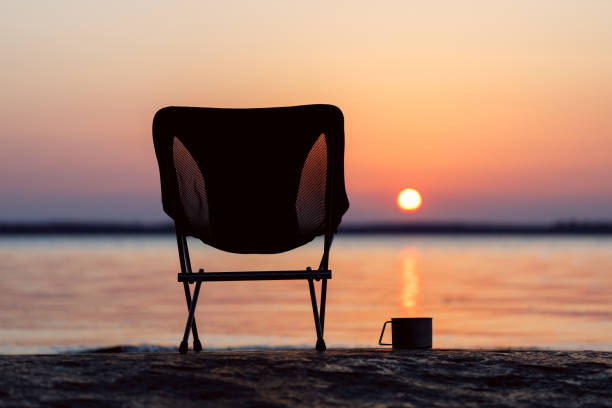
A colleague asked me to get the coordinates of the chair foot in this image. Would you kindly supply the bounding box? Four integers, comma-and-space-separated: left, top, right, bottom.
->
193, 338, 203, 353
178, 340, 188, 354
315, 338, 327, 352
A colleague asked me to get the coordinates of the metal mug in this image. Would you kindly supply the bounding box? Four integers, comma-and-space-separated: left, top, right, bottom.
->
378, 317, 432, 349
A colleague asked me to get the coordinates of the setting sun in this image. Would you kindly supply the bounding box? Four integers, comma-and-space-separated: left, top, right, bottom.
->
397, 188, 422, 212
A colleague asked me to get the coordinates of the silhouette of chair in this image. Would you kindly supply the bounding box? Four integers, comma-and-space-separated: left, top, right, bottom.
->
152, 105, 349, 353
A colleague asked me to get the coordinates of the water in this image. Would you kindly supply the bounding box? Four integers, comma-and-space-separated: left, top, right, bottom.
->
0, 235, 610, 353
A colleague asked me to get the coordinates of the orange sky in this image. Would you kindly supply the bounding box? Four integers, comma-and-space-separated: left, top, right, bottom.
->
1, 1, 611, 222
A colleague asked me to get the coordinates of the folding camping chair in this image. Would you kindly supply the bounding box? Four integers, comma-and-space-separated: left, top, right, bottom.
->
152, 105, 349, 353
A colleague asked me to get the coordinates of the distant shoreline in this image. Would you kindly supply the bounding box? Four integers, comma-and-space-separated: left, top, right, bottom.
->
2, 221, 612, 235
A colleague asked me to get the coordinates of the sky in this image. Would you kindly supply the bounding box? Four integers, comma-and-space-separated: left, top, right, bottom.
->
1, 1, 611, 223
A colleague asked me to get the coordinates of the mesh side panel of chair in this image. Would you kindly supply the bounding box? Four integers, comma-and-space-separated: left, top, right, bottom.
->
173, 137, 211, 239
296, 133, 327, 236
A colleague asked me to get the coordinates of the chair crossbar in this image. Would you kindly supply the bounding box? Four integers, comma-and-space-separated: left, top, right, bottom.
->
178, 270, 332, 282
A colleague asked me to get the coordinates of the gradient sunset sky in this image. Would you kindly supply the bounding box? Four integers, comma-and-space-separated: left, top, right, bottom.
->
1, 1, 611, 223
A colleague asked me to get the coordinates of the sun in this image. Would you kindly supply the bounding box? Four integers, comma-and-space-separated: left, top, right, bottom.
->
397, 188, 422, 212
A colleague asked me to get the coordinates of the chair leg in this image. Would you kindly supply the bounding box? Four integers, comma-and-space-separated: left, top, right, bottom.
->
320, 278, 327, 336
179, 281, 202, 354
308, 279, 326, 351
183, 282, 202, 352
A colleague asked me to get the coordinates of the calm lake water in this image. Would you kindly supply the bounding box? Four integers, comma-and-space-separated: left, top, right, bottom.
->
0, 235, 610, 353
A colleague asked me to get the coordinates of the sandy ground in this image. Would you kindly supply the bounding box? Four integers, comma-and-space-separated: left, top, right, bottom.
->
0, 349, 610, 407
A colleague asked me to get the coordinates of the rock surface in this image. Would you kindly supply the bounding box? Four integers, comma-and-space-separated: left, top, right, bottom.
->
0, 349, 610, 407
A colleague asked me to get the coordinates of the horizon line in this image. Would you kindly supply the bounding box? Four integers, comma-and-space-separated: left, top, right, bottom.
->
2, 220, 612, 235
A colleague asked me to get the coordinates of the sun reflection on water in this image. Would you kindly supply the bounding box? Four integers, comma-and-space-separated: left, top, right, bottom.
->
399, 248, 421, 315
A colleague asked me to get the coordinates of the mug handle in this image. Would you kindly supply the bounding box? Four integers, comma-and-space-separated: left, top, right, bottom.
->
378, 320, 392, 345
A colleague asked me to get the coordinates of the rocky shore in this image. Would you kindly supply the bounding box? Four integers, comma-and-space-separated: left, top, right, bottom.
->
0, 349, 609, 407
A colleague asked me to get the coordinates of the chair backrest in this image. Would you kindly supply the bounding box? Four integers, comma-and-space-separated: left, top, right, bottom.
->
152, 105, 349, 254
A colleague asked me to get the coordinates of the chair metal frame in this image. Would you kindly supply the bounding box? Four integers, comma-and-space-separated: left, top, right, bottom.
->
175, 128, 338, 354
175, 228, 333, 353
